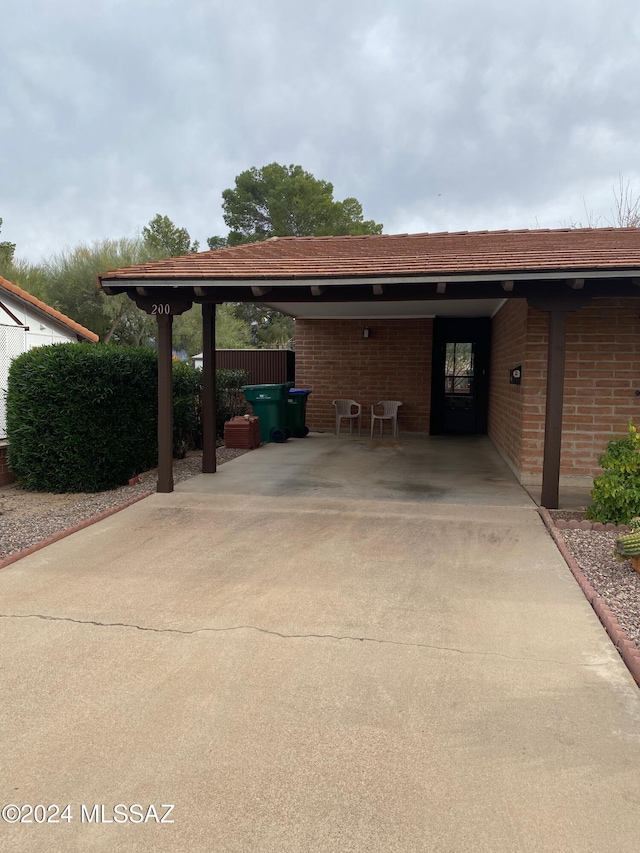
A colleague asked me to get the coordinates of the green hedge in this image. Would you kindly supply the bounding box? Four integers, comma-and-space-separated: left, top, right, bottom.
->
7, 344, 158, 492
174, 364, 249, 456
6, 344, 248, 493
215, 368, 249, 435
173, 360, 202, 459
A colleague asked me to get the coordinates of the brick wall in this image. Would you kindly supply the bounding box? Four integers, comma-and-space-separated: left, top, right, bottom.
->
520, 297, 640, 482
296, 301, 640, 479
488, 299, 528, 476
295, 318, 433, 432
0, 444, 16, 486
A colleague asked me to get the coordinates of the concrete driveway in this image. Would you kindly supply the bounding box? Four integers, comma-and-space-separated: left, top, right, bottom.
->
1, 436, 639, 852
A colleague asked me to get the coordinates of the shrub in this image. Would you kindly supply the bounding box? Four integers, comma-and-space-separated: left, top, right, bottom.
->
216, 368, 249, 435
175, 366, 249, 449
7, 344, 158, 492
7, 346, 249, 493
173, 360, 202, 458
585, 421, 640, 524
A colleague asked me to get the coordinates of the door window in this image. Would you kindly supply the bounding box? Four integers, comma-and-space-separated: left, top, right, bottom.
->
444, 342, 474, 395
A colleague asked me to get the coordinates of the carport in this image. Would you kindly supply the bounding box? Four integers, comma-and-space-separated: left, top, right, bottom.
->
177, 432, 536, 507
97, 228, 640, 507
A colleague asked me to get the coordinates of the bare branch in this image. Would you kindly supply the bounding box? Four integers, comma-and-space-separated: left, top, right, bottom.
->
612, 175, 640, 227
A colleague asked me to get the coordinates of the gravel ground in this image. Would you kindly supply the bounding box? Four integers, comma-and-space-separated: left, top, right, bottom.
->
557, 526, 640, 651
0, 448, 249, 559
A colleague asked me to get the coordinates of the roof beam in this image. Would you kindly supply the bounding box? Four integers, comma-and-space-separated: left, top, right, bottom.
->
372, 284, 385, 295
501, 280, 514, 292
310, 285, 327, 296
193, 286, 208, 296
568, 278, 585, 290
136, 286, 148, 296
436, 282, 447, 294
163, 279, 640, 307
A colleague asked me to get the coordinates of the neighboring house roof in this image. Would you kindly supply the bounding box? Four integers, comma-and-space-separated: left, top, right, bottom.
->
0, 275, 99, 342
99, 227, 640, 284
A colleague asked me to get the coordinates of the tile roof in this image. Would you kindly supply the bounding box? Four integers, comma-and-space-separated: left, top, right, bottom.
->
0, 275, 99, 342
98, 227, 640, 284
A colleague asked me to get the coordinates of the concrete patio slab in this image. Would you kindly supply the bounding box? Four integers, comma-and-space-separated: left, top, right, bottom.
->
179, 433, 537, 506
1, 457, 639, 852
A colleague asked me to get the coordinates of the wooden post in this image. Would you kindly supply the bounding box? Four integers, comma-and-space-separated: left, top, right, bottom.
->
156, 313, 174, 493
202, 303, 217, 473
540, 310, 567, 509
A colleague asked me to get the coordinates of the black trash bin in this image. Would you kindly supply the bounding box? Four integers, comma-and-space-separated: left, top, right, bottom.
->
286, 389, 312, 437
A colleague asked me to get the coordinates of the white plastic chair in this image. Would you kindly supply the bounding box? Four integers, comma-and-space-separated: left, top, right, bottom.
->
371, 401, 402, 438
332, 399, 362, 435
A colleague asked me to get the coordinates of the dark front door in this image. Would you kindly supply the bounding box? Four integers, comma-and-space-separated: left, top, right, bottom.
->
430, 318, 491, 435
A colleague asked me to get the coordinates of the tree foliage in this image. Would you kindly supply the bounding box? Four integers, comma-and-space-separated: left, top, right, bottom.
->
230, 303, 294, 348
206, 234, 228, 250
44, 237, 159, 345
170, 304, 252, 356
4, 165, 383, 354
214, 163, 383, 246
0, 218, 16, 267
215, 303, 253, 348
1, 215, 211, 355
143, 214, 199, 256
205, 163, 382, 346
0, 257, 49, 301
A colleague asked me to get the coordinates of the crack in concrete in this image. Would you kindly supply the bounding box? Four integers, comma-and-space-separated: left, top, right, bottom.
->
0, 612, 608, 668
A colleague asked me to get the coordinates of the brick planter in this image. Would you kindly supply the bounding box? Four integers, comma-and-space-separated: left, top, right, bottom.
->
0, 443, 16, 486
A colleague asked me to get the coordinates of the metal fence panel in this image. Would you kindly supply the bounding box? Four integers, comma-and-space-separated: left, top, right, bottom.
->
215, 349, 295, 385
0, 325, 27, 438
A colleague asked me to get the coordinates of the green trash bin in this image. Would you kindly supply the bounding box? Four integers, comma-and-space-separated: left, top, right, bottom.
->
241, 384, 290, 443
286, 389, 312, 438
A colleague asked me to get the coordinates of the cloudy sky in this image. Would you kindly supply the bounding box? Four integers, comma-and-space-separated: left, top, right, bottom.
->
3, 0, 640, 262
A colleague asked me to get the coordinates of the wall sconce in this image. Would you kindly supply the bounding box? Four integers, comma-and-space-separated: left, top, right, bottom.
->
363, 327, 371, 339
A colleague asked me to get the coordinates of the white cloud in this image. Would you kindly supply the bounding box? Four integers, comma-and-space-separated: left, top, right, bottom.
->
2, 0, 640, 261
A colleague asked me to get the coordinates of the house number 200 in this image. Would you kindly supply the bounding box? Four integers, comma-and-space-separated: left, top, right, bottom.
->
152, 304, 172, 315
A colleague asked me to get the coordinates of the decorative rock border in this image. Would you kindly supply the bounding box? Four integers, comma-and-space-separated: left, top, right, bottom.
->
0, 491, 153, 571
553, 518, 629, 532
538, 507, 640, 687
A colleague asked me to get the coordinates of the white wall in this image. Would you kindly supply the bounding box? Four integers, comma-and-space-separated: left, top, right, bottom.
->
0, 290, 85, 438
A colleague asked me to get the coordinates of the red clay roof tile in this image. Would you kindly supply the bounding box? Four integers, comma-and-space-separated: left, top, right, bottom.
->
98, 227, 640, 284
0, 276, 99, 342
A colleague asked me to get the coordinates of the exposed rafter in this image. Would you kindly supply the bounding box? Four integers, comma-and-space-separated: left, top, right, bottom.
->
251, 285, 272, 297
501, 280, 514, 292
568, 278, 585, 290
436, 282, 447, 294
372, 284, 385, 295
310, 285, 327, 296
